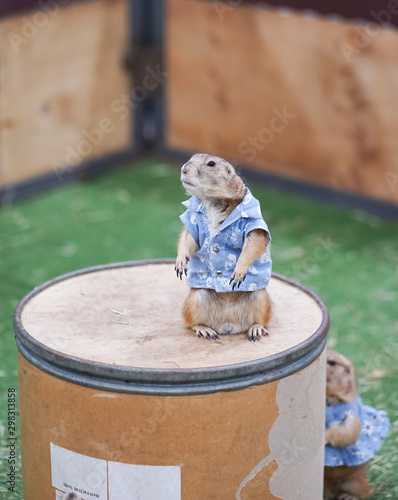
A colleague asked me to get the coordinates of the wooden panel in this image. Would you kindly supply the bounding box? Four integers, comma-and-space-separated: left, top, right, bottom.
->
0, 0, 89, 18
3, 0, 398, 27
166, 0, 398, 204
0, 0, 131, 186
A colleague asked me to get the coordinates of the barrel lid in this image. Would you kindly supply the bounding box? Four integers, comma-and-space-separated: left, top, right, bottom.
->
14, 260, 329, 395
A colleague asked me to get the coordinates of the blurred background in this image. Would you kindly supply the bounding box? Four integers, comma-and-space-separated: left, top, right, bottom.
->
0, 0, 397, 498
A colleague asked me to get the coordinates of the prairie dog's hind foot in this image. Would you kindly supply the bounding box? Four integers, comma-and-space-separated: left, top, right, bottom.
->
247, 324, 269, 342
193, 325, 219, 341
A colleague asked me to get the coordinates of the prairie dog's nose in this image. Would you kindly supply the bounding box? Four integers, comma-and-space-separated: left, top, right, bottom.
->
181, 162, 189, 174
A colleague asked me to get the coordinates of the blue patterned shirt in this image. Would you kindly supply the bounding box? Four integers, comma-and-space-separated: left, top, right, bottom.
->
180, 188, 272, 292
325, 395, 390, 467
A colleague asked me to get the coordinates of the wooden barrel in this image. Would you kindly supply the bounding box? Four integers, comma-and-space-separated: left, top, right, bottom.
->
14, 259, 329, 500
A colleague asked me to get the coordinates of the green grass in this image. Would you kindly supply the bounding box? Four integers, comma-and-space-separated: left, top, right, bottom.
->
0, 157, 397, 498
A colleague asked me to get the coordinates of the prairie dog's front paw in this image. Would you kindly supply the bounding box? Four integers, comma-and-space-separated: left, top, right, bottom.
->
229, 265, 248, 290
325, 414, 361, 447
175, 255, 190, 280
325, 427, 336, 446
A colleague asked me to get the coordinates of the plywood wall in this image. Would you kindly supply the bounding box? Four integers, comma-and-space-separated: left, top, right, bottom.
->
0, 0, 131, 187
166, 0, 398, 205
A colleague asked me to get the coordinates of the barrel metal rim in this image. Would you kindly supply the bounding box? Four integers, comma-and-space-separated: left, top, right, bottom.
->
14, 259, 329, 395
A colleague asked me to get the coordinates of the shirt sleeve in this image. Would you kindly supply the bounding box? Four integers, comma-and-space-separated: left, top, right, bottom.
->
180, 209, 200, 244
244, 218, 271, 241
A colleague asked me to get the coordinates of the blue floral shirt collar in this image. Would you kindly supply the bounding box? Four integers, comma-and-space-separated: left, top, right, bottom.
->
182, 188, 264, 235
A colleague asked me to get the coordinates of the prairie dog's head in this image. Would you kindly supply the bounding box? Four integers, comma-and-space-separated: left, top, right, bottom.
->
180, 153, 245, 201
326, 349, 357, 405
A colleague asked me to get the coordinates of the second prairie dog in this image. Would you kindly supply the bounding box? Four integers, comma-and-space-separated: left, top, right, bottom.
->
175, 153, 272, 341
324, 350, 371, 499
325, 350, 362, 447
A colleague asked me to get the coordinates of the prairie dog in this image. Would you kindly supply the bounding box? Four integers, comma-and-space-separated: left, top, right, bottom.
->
175, 153, 272, 341
325, 350, 362, 449
324, 350, 390, 500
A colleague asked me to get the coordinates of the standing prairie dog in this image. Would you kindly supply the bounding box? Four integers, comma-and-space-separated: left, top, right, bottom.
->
324, 350, 390, 500
175, 153, 272, 341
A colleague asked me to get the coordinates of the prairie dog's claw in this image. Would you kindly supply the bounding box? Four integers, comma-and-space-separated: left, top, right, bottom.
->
247, 325, 268, 341
230, 268, 247, 290
194, 326, 219, 341
175, 256, 190, 280
230, 277, 244, 291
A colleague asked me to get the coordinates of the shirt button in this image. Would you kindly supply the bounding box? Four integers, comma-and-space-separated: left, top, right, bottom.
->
213, 247, 220, 254
216, 270, 222, 276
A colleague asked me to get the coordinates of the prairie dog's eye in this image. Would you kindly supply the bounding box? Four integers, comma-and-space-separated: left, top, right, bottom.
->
327, 360, 337, 366
207, 160, 216, 167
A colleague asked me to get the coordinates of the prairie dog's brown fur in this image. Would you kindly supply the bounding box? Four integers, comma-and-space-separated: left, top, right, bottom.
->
324, 463, 371, 500
326, 350, 358, 406
176, 153, 271, 341
324, 350, 371, 500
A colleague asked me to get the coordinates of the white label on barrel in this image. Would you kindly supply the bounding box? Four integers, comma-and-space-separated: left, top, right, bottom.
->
108, 462, 181, 500
51, 443, 108, 500
51, 443, 181, 500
